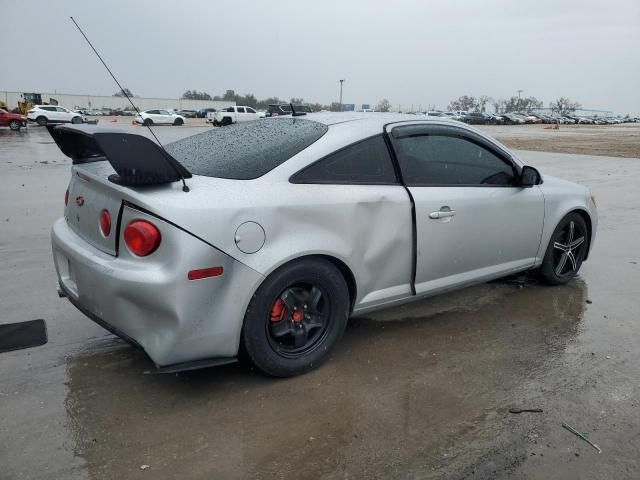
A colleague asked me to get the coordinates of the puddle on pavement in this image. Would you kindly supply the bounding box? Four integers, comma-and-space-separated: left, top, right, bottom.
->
63, 279, 587, 479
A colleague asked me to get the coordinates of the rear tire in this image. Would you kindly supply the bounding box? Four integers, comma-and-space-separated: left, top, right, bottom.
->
9, 120, 21, 131
222, 117, 232, 126
242, 258, 349, 377
36, 116, 47, 126
539, 212, 588, 285
143, 118, 153, 126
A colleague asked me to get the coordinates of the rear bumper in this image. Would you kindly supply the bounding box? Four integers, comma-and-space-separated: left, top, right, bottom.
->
51, 211, 263, 366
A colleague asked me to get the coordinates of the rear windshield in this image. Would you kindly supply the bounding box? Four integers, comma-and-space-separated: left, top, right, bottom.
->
165, 118, 328, 179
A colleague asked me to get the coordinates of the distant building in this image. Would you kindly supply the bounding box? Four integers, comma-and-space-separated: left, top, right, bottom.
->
0, 91, 234, 112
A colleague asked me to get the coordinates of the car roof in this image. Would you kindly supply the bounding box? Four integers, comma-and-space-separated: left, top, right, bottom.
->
281, 112, 466, 135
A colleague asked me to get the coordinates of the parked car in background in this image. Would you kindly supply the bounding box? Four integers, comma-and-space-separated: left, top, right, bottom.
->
266, 104, 313, 117
178, 110, 197, 118
27, 105, 82, 126
49, 113, 597, 377
461, 112, 488, 125
0, 108, 28, 131
486, 113, 505, 125
501, 113, 525, 125
196, 108, 217, 118
134, 109, 186, 126
519, 113, 542, 124
207, 106, 259, 126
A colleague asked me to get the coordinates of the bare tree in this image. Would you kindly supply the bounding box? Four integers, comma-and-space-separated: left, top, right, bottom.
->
181, 90, 212, 100
448, 95, 477, 112
492, 98, 506, 113
504, 95, 543, 112
476, 95, 493, 113
113, 88, 134, 97
375, 99, 391, 112
549, 97, 581, 115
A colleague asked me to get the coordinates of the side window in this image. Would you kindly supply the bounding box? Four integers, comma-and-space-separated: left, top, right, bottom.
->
159, 110, 170, 115
43, 107, 55, 112
56, 107, 67, 112
392, 133, 516, 186
246, 107, 256, 114
147, 110, 158, 114
291, 135, 398, 185
236, 107, 246, 113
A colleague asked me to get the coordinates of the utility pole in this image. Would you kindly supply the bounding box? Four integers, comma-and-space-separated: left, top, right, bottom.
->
517, 89, 524, 111
339, 79, 345, 112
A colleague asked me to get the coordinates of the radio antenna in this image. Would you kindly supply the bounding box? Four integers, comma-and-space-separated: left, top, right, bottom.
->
69, 16, 189, 192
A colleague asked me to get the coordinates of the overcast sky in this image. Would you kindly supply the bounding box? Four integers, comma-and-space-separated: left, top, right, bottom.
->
2, 0, 638, 113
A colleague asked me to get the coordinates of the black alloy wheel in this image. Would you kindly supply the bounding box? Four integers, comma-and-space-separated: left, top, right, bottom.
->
540, 213, 588, 285
143, 118, 153, 126
36, 116, 47, 126
242, 258, 349, 377
267, 284, 331, 358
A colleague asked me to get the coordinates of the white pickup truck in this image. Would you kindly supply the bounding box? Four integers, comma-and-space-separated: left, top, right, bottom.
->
207, 106, 259, 126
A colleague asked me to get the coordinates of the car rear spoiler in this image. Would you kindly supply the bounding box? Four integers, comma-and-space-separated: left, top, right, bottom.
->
47, 124, 191, 187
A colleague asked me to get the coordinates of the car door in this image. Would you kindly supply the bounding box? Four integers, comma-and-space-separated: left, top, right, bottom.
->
235, 107, 246, 122
386, 122, 544, 295
41, 106, 57, 121
145, 110, 158, 122
290, 134, 413, 309
55, 107, 70, 122
0, 110, 8, 126
157, 110, 172, 124
245, 107, 258, 120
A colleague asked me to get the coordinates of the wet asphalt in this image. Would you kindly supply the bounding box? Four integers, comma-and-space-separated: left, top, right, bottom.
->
1, 125, 639, 479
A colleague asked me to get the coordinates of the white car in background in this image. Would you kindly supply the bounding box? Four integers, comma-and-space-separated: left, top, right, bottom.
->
27, 105, 82, 126
207, 106, 259, 126
135, 109, 186, 126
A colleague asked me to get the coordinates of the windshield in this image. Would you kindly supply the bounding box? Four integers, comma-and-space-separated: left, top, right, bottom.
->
166, 118, 328, 179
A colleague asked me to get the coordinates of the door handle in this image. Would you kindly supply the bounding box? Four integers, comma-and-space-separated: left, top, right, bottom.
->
429, 207, 456, 219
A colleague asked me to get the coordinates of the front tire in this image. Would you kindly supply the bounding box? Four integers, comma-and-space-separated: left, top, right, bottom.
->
174, 118, 184, 126
36, 116, 48, 126
539, 213, 588, 285
143, 118, 153, 126
9, 120, 21, 131
242, 258, 349, 377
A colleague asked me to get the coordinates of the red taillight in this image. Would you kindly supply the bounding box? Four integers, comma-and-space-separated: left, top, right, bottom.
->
188, 266, 224, 280
124, 220, 161, 257
99, 209, 111, 237
64, 188, 69, 206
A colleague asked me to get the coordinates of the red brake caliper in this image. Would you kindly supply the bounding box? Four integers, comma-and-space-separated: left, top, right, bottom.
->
270, 298, 287, 322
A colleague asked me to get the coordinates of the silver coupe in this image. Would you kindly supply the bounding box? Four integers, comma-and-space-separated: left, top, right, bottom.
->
50, 113, 597, 376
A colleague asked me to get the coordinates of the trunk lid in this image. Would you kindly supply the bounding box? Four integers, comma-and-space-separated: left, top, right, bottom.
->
65, 162, 123, 255
49, 124, 192, 256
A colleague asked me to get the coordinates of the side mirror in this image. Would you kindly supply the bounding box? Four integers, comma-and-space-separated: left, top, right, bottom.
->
520, 166, 541, 187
